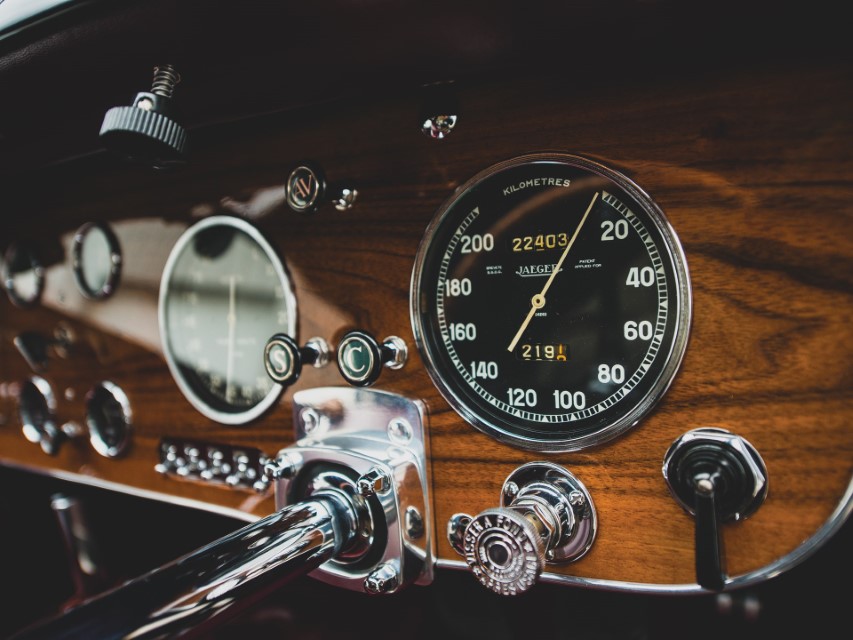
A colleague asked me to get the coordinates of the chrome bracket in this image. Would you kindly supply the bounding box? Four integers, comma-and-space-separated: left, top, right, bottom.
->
272, 387, 433, 593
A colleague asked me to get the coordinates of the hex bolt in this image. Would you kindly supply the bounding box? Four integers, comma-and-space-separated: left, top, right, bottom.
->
263, 451, 302, 480
357, 467, 391, 497
364, 563, 400, 594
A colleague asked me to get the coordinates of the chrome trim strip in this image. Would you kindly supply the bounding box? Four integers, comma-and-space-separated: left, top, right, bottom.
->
438, 474, 852, 594
0, 459, 260, 523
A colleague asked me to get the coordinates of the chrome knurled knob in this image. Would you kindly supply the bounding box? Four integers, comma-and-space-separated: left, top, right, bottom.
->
451, 462, 597, 596
99, 65, 188, 167
464, 507, 545, 596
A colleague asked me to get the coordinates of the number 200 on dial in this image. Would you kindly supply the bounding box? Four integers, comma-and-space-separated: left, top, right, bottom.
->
411, 154, 692, 451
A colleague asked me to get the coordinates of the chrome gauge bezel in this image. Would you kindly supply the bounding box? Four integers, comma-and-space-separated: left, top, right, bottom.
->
72, 221, 123, 300
159, 215, 297, 425
411, 153, 692, 452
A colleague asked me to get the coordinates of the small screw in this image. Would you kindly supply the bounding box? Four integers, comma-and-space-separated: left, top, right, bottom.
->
301, 407, 320, 434
387, 418, 413, 443
504, 481, 520, 501
421, 114, 457, 139
405, 506, 424, 539
568, 490, 586, 508
333, 188, 358, 211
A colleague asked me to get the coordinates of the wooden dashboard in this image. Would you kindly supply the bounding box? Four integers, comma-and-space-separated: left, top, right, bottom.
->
1, 47, 851, 590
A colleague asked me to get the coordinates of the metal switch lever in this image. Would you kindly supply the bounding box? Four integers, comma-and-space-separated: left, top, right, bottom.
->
11, 490, 361, 640
663, 427, 769, 591
336, 331, 407, 387
693, 476, 725, 590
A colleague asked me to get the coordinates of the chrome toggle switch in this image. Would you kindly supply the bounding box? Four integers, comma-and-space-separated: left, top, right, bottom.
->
336, 330, 407, 387
663, 427, 768, 591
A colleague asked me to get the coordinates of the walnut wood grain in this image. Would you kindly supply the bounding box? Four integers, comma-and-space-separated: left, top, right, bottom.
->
1, 61, 851, 587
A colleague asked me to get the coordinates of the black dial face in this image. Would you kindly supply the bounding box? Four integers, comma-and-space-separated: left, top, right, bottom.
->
159, 216, 296, 425
412, 154, 691, 451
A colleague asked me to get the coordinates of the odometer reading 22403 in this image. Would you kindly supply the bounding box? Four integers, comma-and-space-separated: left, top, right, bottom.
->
411, 154, 691, 451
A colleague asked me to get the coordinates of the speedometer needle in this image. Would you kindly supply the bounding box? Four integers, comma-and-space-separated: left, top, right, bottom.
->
225, 276, 237, 400
507, 191, 599, 352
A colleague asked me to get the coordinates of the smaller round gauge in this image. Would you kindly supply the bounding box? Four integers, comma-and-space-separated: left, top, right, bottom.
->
72, 222, 122, 300
159, 216, 297, 425
2, 243, 44, 307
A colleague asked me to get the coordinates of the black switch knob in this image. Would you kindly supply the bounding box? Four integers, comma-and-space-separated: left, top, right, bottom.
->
264, 334, 330, 387
99, 65, 187, 167
336, 331, 407, 387
663, 428, 768, 591
285, 164, 358, 213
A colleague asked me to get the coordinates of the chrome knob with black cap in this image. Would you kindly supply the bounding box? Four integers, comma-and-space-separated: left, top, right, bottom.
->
264, 333, 330, 387
663, 427, 769, 591
448, 462, 597, 595
336, 330, 407, 387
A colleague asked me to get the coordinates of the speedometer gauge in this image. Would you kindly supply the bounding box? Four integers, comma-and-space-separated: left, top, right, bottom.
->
159, 216, 296, 425
411, 154, 691, 451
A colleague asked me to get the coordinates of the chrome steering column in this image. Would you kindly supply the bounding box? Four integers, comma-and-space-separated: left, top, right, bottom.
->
12, 388, 433, 639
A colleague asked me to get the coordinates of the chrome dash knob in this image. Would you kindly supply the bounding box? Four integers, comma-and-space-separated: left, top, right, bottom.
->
464, 508, 544, 596
452, 462, 597, 596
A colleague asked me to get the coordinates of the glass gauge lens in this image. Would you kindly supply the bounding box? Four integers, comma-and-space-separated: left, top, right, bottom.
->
411, 154, 691, 452
159, 216, 296, 425
72, 222, 122, 299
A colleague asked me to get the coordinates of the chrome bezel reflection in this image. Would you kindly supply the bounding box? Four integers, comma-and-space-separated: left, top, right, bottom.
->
72, 221, 123, 300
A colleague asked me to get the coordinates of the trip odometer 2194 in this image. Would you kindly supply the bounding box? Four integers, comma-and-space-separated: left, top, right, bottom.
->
411, 154, 691, 451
